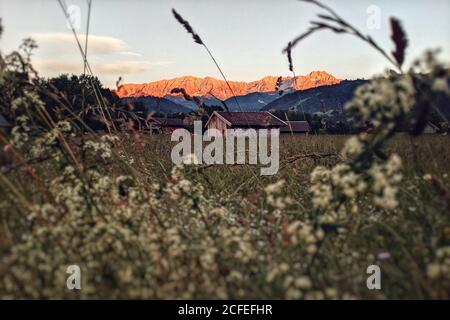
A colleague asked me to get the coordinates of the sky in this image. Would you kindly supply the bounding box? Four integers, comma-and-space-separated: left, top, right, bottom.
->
0, 0, 449, 87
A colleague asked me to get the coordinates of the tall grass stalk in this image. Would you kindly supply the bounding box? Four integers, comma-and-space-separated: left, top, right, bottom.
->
171, 9, 252, 125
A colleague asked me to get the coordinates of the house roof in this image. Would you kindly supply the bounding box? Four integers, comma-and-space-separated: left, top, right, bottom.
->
209, 111, 286, 128
150, 117, 185, 127
0, 114, 11, 127
281, 121, 310, 133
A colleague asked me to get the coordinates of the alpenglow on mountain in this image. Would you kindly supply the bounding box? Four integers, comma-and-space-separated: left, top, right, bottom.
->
115, 71, 341, 100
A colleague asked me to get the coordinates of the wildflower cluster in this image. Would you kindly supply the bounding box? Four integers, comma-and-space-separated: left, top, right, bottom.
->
264, 180, 293, 210
346, 75, 415, 133
83, 135, 119, 160
309, 51, 448, 221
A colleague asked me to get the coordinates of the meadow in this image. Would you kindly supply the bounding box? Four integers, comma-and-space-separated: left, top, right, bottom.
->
1, 133, 449, 299
134, 134, 450, 196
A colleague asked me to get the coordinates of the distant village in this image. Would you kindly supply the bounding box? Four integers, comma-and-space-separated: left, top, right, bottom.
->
113, 110, 311, 135
1, 109, 443, 136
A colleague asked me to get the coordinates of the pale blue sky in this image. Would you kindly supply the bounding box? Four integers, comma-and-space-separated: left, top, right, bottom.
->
0, 0, 449, 87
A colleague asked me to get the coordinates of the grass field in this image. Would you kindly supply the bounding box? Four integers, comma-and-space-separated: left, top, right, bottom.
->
1, 133, 449, 299
131, 134, 450, 195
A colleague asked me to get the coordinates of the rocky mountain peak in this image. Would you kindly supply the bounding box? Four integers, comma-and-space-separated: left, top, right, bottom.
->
115, 71, 342, 100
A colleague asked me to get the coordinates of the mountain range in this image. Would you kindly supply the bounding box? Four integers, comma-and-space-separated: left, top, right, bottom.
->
115, 71, 370, 117
116, 71, 341, 101
262, 80, 368, 113
114, 71, 450, 126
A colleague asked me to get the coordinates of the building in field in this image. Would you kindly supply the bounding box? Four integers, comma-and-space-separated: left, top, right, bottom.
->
280, 121, 310, 135
204, 111, 287, 136
149, 117, 186, 133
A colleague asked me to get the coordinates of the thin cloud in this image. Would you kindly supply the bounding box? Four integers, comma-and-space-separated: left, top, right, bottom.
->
27, 33, 174, 79
94, 61, 150, 74
120, 51, 143, 57
33, 58, 172, 88
30, 32, 127, 55
149, 61, 174, 66
33, 59, 153, 76
33, 59, 83, 74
